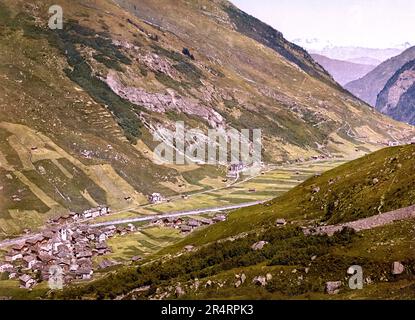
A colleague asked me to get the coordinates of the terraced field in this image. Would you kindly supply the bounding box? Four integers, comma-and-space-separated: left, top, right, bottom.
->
98, 226, 184, 262
92, 159, 346, 223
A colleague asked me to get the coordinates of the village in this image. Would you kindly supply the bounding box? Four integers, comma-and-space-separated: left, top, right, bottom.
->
0, 201, 228, 290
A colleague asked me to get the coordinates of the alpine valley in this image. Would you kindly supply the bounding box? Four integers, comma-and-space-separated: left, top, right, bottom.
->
0, 0, 414, 300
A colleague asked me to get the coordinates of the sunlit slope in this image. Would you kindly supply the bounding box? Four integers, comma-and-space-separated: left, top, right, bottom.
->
0, 0, 413, 236
176, 144, 415, 247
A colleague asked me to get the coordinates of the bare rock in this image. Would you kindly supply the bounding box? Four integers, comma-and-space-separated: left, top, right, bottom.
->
312, 186, 321, 193
240, 273, 246, 284
392, 261, 405, 275
251, 241, 269, 251
184, 245, 195, 252
275, 219, 287, 226
175, 286, 185, 297
252, 276, 267, 287
325, 281, 342, 294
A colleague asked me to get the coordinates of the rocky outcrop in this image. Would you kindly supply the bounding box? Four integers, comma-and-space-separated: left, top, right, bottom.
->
105, 72, 225, 128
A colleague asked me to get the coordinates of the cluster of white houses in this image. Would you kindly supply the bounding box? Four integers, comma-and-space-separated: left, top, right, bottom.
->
0, 203, 229, 289
0, 208, 141, 290
48, 206, 111, 225
152, 214, 227, 234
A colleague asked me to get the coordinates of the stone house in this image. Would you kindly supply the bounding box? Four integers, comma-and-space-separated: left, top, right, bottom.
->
149, 193, 163, 204
188, 220, 201, 228
0, 263, 14, 273
22, 256, 38, 270
180, 225, 192, 233
5, 251, 23, 262
76, 267, 93, 280
19, 274, 36, 289
213, 215, 226, 222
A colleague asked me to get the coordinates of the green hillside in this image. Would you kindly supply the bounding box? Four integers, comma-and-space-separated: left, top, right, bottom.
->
58, 145, 415, 300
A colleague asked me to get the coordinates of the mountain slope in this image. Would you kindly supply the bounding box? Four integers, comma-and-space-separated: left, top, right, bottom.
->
311, 54, 375, 85
0, 0, 412, 237
345, 46, 415, 106
376, 60, 415, 124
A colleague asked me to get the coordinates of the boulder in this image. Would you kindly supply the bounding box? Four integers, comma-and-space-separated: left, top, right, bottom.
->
175, 286, 185, 297
240, 273, 246, 284
266, 273, 273, 281
275, 219, 287, 226
325, 281, 342, 294
392, 261, 405, 275
251, 241, 269, 251
312, 186, 321, 193
184, 245, 195, 252
252, 276, 267, 287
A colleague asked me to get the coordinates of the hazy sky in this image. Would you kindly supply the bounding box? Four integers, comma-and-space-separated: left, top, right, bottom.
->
231, 0, 415, 48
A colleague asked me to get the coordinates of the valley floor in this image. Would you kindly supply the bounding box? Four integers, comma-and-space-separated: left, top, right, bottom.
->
0, 158, 346, 298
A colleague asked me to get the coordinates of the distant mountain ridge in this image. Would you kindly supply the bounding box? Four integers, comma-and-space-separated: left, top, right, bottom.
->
345, 46, 415, 106
311, 54, 376, 85
292, 38, 410, 62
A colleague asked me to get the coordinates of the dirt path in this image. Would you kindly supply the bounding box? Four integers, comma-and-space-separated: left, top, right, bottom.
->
305, 205, 415, 236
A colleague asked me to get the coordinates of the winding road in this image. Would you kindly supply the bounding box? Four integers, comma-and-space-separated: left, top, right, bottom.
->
89, 200, 269, 228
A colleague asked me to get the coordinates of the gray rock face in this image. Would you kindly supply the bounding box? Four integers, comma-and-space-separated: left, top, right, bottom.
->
105, 72, 225, 128
376, 59, 415, 124
345, 46, 415, 107
325, 281, 342, 294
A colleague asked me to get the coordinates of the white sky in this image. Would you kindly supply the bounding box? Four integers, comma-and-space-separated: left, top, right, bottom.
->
231, 0, 415, 48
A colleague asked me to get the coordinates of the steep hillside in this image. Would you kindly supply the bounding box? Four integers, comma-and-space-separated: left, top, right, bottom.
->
0, 0, 412, 237
376, 60, 415, 124
171, 144, 415, 246
59, 145, 415, 300
311, 54, 375, 85
345, 46, 415, 106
